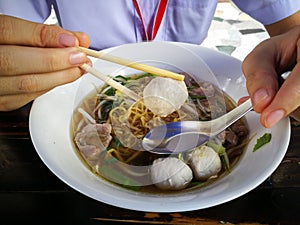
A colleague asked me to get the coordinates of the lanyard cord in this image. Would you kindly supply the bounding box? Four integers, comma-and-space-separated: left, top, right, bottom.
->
132, 0, 169, 41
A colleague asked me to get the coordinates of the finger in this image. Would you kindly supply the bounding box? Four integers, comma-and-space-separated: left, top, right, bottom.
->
260, 64, 300, 127
0, 91, 47, 111
0, 46, 87, 75
0, 15, 90, 48
237, 96, 250, 105
72, 31, 91, 48
290, 107, 300, 122
0, 14, 76, 47
0, 67, 84, 95
242, 42, 279, 113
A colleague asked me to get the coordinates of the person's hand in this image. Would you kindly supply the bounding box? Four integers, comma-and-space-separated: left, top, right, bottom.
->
0, 15, 91, 111
242, 25, 300, 128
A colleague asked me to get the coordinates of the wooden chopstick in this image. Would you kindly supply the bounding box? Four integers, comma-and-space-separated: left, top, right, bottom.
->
78, 47, 185, 81
80, 63, 142, 101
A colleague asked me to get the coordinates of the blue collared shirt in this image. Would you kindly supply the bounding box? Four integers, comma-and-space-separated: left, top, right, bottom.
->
1, 0, 299, 50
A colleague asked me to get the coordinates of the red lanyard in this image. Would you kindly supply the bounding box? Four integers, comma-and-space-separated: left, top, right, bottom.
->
132, 0, 169, 41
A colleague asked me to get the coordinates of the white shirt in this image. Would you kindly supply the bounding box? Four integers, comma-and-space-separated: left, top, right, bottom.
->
1, 0, 299, 50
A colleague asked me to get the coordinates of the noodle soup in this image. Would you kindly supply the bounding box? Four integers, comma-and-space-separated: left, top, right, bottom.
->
72, 73, 249, 193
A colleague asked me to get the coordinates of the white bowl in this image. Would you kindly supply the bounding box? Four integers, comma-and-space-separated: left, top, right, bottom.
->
29, 42, 290, 212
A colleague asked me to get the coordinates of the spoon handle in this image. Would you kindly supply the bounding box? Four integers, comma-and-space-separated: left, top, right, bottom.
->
210, 98, 253, 135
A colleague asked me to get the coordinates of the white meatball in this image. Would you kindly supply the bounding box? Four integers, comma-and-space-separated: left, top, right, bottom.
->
150, 157, 193, 190
189, 145, 221, 181
143, 77, 188, 116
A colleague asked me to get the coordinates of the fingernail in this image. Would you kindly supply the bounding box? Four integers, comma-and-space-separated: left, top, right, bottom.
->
265, 109, 285, 127
253, 88, 269, 105
59, 33, 78, 47
86, 60, 93, 67
69, 52, 86, 65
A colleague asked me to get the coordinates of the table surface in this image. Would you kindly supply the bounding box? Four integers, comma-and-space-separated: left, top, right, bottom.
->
0, 102, 299, 225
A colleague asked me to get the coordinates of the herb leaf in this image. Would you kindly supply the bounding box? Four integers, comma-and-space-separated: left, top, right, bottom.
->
253, 133, 272, 152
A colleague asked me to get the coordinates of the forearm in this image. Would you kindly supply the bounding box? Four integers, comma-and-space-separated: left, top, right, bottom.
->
265, 10, 300, 36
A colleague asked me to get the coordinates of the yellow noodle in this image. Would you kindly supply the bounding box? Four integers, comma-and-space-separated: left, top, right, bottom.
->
124, 150, 142, 164
107, 148, 125, 162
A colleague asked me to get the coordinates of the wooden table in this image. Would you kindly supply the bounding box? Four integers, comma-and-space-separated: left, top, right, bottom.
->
0, 102, 299, 225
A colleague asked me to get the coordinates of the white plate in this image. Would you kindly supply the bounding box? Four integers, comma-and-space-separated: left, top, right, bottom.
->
29, 42, 290, 212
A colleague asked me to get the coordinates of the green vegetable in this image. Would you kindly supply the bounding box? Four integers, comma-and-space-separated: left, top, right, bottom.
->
134, 73, 156, 80
114, 75, 129, 83
99, 165, 142, 191
220, 153, 230, 172
207, 141, 230, 171
104, 87, 116, 96
207, 140, 225, 154
98, 102, 113, 123
111, 137, 124, 149
189, 95, 207, 100
187, 181, 206, 188
114, 73, 155, 84
253, 133, 272, 152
